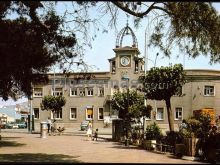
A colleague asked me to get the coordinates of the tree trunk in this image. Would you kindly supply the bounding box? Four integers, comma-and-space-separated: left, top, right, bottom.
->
165, 99, 174, 131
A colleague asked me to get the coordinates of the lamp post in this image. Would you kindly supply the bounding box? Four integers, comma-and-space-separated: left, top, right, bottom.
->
28, 88, 33, 134
121, 75, 130, 146
143, 16, 150, 135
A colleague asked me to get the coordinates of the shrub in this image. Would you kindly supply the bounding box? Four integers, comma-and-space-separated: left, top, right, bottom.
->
145, 122, 162, 141
164, 131, 184, 146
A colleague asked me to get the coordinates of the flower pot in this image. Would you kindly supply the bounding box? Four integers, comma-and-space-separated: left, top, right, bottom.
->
144, 140, 156, 150
183, 138, 199, 156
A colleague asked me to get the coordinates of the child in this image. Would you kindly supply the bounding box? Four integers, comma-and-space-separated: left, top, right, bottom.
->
93, 128, 98, 141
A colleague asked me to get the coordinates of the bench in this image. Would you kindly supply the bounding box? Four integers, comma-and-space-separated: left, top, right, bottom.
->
145, 141, 174, 153
154, 143, 174, 153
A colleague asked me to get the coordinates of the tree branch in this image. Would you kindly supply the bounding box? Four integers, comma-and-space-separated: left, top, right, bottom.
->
111, 2, 172, 18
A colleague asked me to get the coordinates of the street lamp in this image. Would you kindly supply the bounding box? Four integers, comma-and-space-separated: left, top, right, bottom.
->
121, 75, 130, 146
28, 87, 33, 134
143, 16, 150, 135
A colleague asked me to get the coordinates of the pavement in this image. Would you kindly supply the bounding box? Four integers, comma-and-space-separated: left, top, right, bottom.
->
0, 128, 209, 163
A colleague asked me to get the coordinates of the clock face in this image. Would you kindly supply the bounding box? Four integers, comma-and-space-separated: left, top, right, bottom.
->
120, 56, 130, 66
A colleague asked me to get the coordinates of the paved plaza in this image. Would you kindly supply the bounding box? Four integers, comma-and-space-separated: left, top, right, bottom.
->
0, 129, 208, 164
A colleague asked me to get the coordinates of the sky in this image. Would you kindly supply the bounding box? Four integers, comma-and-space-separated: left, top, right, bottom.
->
0, 2, 220, 106
80, 2, 220, 72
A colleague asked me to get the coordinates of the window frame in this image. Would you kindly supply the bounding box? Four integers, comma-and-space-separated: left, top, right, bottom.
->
33, 88, 43, 98
156, 107, 164, 120
87, 87, 94, 96
86, 107, 93, 120
79, 88, 85, 97
70, 88, 77, 97
33, 107, 40, 119
98, 87, 105, 97
52, 87, 63, 96
98, 107, 104, 120
70, 107, 77, 120
175, 107, 183, 120
204, 85, 215, 96
52, 109, 63, 119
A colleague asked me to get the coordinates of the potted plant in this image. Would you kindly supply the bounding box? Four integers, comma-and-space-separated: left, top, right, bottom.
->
143, 122, 162, 150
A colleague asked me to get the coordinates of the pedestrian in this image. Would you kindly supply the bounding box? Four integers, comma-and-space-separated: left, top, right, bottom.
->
92, 128, 98, 141
47, 117, 52, 133
86, 121, 92, 140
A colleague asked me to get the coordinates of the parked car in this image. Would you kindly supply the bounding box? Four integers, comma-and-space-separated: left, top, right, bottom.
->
17, 122, 27, 129
12, 123, 19, 129
80, 121, 89, 131
5, 123, 13, 129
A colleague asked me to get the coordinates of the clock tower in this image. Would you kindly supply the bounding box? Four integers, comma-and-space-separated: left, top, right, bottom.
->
108, 23, 144, 82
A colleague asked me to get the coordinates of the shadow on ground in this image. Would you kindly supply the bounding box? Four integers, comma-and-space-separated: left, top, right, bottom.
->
1, 137, 22, 139
109, 144, 144, 150
0, 153, 82, 163
0, 140, 26, 147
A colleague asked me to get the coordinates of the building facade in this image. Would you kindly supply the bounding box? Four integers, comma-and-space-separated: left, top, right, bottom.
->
31, 24, 220, 133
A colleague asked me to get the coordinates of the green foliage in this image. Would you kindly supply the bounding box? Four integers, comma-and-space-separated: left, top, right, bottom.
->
145, 122, 162, 140
111, 90, 144, 120
180, 114, 212, 138
113, 2, 220, 63
0, 2, 76, 100
140, 63, 186, 131
41, 95, 66, 112
165, 131, 184, 146
140, 64, 186, 101
161, 3, 220, 63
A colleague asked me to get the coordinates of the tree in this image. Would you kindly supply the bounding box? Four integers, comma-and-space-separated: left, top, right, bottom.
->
70, 2, 220, 63
106, 2, 220, 63
0, 1, 77, 100
140, 64, 186, 131
111, 90, 151, 124
41, 95, 66, 116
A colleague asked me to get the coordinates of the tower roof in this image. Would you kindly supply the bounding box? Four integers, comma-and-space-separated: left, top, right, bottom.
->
115, 23, 138, 48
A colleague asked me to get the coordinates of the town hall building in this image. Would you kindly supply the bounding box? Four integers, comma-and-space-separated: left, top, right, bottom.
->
31, 24, 220, 132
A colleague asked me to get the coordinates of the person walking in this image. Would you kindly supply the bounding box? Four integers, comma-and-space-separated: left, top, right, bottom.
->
86, 121, 92, 140
47, 117, 52, 133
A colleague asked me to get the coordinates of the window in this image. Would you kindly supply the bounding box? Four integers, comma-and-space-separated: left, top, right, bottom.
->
52, 88, 63, 96
70, 88, 77, 96
112, 61, 116, 73
204, 86, 215, 96
70, 108, 77, 119
98, 87, 104, 97
135, 61, 138, 72
156, 108, 164, 120
86, 108, 93, 120
141, 64, 144, 71
79, 88, 85, 96
34, 108, 39, 119
54, 109, 62, 119
87, 88, 94, 96
33, 88, 43, 97
175, 107, 183, 120
98, 108, 104, 120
